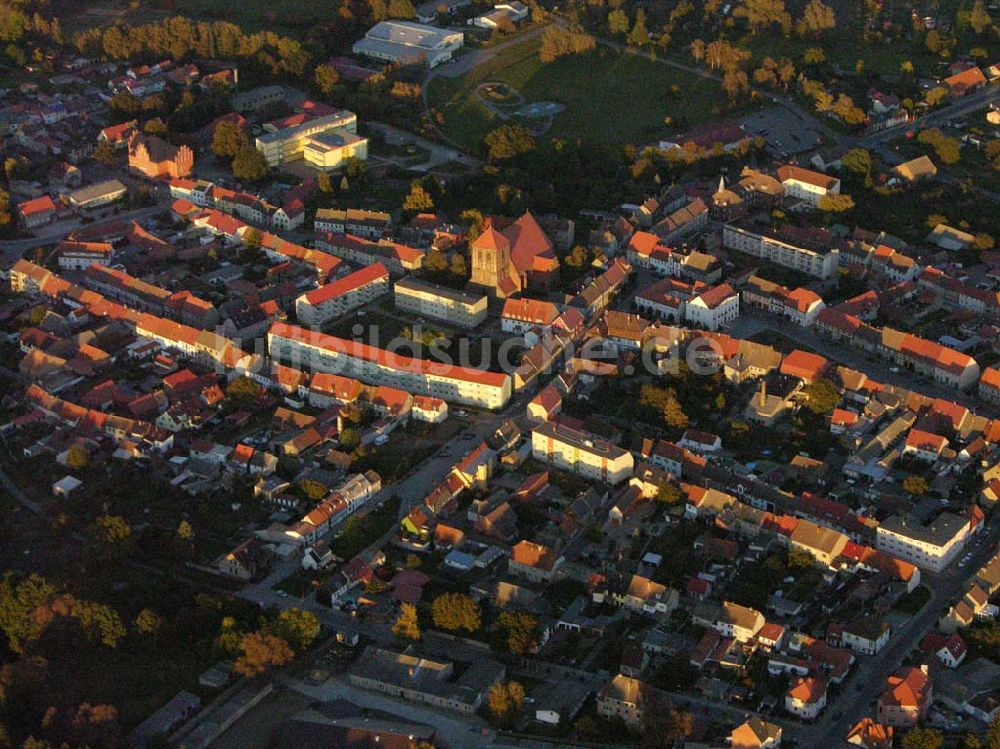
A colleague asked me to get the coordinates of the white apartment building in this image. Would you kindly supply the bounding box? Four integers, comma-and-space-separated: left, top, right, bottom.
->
268, 322, 511, 409
876, 512, 972, 573
394, 277, 488, 328
777, 165, 841, 207
295, 263, 389, 326
723, 224, 840, 279
684, 284, 739, 331
531, 421, 634, 485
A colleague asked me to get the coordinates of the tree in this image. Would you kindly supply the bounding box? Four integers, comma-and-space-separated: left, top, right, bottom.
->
225, 376, 263, 407
134, 608, 163, 636
65, 446, 89, 470
387, 0, 416, 17
918, 128, 961, 164
314, 64, 340, 95
271, 608, 321, 652
299, 479, 329, 502
796, 0, 835, 36
539, 26, 596, 62
177, 520, 194, 542
841, 147, 872, 176
317, 171, 332, 193
212, 120, 248, 158
339, 428, 361, 452
656, 482, 682, 504
486, 680, 524, 726
392, 602, 421, 640
969, 0, 993, 34
608, 8, 629, 34
459, 208, 484, 240
925, 29, 943, 53
690, 38, 705, 62
788, 547, 816, 570
432, 592, 481, 633
628, 8, 650, 46
802, 46, 825, 64
234, 632, 294, 677
902, 728, 944, 749
449, 252, 467, 278
497, 610, 538, 656
802, 378, 840, 414
484, 124, 536, 161
143, 117, 167, 136
232, 146, 268, 180
983, 713, 1000, 749
90, 514, 131, 546
94, 140, 117, 165
902, 475, 929, 496
818, 193, 855, 212
734, 0, 792, 34
403, 182, 434, 212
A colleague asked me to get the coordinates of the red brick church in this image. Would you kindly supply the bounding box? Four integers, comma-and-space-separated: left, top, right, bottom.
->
470, 211, 560, 298
128, 133, 194, 180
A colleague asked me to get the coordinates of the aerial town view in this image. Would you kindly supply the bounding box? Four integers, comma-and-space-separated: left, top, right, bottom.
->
0, 0, 999, 748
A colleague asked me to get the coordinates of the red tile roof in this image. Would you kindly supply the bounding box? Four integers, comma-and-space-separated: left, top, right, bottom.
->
269, 322, 509, 388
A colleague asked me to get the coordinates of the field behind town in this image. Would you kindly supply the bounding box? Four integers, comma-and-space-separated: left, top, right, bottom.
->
428, 35, 733, 150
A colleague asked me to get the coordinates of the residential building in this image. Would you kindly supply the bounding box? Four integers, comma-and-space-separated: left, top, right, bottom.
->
268, 322, 511, 409
692, 601, 765, 642
501, 297, 561, 335
841, 617, 890, 655
785, 676, 827, 719
508, 540, 563, 583
684, 283, 739, 330
877, 666, 932, 727
597, 674, 645, 728
531, 420, 634, 485
57, 240, 114, 271
315, 208, 391, 238
731, 716, 783, 749
295, 263, 390, 326
18, 195, 57, 229
723, 224, 839, 279
394, 277, 488, 328
876, 512, 972, 573
776, 165, 841, 207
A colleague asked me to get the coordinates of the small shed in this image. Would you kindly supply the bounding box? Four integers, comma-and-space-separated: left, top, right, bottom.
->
52, 475, 82, 497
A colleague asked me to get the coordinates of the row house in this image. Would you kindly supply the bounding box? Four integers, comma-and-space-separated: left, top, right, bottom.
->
741, 275, 826, 326
314, 208, 392, 238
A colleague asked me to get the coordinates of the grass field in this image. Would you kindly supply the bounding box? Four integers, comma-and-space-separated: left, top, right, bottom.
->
428, 34, 733, 149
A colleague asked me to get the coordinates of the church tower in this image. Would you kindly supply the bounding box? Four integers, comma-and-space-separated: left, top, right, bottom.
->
470, 223, 511, 291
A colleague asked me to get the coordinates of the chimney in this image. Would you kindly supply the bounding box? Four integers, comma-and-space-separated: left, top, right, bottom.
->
759, 380, 767, 408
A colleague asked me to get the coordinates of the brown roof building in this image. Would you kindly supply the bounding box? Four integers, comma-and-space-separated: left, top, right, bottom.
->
128, 133, 194, 179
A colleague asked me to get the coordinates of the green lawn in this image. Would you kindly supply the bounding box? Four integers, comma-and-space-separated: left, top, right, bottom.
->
428, 34, 732, 149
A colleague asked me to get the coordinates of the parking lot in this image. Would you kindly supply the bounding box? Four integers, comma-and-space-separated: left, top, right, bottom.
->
741, 106, 824, 159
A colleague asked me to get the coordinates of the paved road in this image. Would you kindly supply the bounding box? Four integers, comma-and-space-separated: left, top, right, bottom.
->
0, 204, 166, 256
797, 522, 1000, 746
368, 121, 481, 173
728, 312, 991, 412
